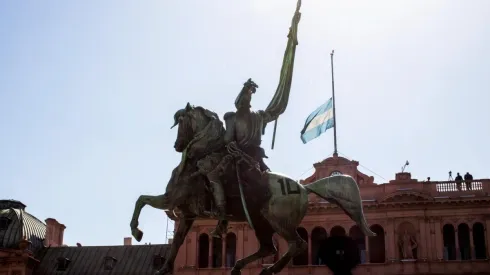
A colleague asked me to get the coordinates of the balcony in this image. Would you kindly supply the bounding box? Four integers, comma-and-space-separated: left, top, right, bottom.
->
306, 179, 490, 207
422, 179, 490, 199
434, 180, 485, 193
366, 179, 490, 203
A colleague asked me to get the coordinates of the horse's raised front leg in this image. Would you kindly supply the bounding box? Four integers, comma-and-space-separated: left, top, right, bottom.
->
157, 218, 194, 275
130, 194, 169, 242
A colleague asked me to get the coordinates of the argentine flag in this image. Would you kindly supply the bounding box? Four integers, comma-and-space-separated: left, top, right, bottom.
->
300, 98, 334, 144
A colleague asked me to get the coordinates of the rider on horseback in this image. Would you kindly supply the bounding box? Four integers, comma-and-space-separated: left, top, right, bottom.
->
210, 78, 293, 237
225, 78, 270, 171
208, 3, 302, 238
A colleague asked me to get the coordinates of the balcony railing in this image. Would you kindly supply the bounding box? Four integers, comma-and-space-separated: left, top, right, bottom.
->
306, 179, 490, 206
435, 180, 485, 193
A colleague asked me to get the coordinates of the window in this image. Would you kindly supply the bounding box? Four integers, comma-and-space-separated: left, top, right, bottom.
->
104, 256, 117, 270
330, 171, 342, 176
153, 254, 165, 270
198, 234, 209, 268
0, 217, 10, 230
57, 257, 71, 271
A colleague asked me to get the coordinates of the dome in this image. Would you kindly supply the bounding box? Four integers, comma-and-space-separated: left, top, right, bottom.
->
0, 200, 46, 252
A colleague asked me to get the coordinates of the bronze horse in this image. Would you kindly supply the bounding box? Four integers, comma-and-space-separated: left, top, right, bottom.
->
130, 104, 375, 275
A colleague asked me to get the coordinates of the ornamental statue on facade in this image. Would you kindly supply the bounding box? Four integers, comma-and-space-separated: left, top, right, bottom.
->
399, 230, 418, 259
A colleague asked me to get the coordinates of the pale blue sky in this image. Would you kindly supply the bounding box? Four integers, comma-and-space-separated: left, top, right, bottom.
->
1, 0, 489, 246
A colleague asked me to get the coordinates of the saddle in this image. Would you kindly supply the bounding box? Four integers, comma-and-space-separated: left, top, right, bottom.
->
201, 145, 271, 218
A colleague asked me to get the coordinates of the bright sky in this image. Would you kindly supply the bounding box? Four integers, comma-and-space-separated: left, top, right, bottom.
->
1, 0, 489, 246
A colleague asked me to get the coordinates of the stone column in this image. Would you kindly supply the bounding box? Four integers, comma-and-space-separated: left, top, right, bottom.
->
308, 233, 312, 265
222, 235, 227, 267
485, 219, 490, 259
386, 219, 396, 261
365, 236, 370, 263
191, 227, 200, 267
455, 229, 460, 260
434, 219, 443, 260
188, 230, 197, 267
470, 228, 475, 260
209, 236, 213, 267
236, 224, 245, 260
418, 218, 428, 259
178, 234, 187, 267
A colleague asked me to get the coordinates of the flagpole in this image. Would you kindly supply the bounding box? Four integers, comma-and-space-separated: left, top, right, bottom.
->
330, 50, 338, 156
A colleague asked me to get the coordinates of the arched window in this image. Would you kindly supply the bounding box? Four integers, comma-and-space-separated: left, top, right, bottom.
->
212, 237, 223, 267
292, 227, 308, 266
349, 225, 366, 264
311, 227, 328, 265
458, 223, 471, 260
198, 234, 209, 268
330, 226, 346, 237
225, 233, 237, 267
443, 224, 456, 260
369, 225, 385, 263
473, 222, 486, 259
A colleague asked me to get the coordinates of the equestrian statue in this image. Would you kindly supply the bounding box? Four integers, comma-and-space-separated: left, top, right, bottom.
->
130, 1, 375, 274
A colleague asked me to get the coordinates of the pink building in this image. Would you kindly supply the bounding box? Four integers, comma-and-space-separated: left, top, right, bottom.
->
173, 154, 490, 275
0, 200, 66, 275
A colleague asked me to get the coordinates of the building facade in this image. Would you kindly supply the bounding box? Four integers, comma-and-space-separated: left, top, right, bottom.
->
173, 154, 490, 275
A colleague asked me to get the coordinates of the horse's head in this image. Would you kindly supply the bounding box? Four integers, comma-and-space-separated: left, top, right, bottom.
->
171, 102, 215, 152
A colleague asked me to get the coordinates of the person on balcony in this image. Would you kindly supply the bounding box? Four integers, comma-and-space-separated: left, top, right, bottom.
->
464, 172, 473, 190
455, 172, 463, 191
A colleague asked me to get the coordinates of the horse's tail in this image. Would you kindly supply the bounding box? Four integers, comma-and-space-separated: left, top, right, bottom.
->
304, 175, 376, 237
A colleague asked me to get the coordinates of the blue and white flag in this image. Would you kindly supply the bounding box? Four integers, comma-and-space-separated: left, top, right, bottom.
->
300, 98, 334, 144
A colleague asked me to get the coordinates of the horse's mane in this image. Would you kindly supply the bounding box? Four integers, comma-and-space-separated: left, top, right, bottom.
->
193, 106, 220, 122
187, 106, 226, 160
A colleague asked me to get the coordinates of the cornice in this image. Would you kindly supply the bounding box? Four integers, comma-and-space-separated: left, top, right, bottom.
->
379, 190, 433, 203
307, 197, 490, 212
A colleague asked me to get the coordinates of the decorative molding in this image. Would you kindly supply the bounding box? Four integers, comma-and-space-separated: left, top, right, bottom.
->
369, 220, 387, 228
396, 220, 418, 235
307, 194, 490, 211
380, 191, 433, 203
